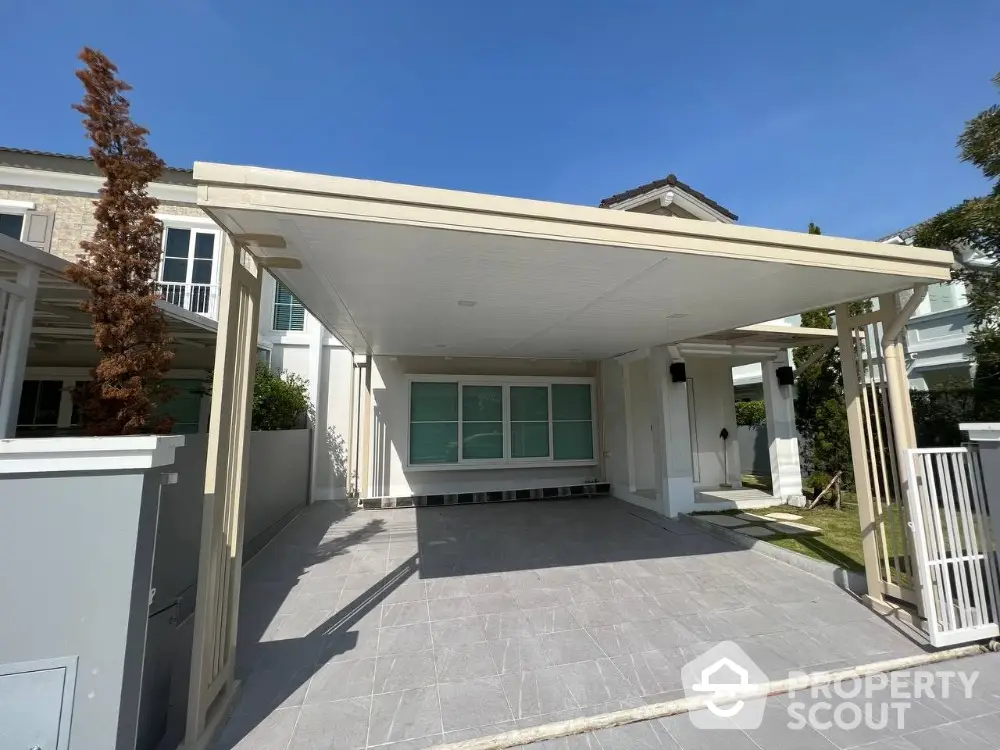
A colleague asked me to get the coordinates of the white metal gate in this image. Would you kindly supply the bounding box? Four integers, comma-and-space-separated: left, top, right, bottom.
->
906, 446, 1000, 647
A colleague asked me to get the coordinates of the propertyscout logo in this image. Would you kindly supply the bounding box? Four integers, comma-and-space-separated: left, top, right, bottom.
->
681, 641, 980, 732
681, 642, 768, 729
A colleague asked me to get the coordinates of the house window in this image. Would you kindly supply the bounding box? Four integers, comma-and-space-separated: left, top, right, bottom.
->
16, 380, 64, 437
409, 382, 459, 464
158, 227, 218, 314
552, 384, 594, 460
273, 281, 306, 331
408, 378, 595, 467
510, 385, 549, 458
462, 385, 503, 460
0, 212, 25, 240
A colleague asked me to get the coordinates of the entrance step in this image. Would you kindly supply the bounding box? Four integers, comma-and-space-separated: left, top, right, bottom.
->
694, 487, 783, 511
360, 481, 611, 510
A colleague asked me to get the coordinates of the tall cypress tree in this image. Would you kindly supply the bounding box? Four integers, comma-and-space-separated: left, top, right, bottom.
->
65, 48, 174, 434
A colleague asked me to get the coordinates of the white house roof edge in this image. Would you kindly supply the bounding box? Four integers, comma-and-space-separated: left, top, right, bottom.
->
193, 161, 953, 280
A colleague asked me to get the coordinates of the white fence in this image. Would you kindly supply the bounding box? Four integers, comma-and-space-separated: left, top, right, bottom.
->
906, 446, 1000, 647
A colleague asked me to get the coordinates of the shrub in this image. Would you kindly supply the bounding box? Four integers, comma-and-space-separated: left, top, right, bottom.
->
735, 400, 766, 426
252, 364, 310, 431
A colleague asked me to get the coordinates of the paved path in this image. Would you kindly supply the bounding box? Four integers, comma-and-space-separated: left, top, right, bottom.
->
213, 498, 931, 750
519, 652, 1000, 749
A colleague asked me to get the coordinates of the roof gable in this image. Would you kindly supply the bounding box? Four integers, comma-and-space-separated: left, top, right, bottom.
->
599, 174, 738, 220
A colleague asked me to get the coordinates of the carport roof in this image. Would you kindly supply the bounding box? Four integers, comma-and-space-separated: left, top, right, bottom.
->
0, 234, 217, 350
194, 163, 953, 360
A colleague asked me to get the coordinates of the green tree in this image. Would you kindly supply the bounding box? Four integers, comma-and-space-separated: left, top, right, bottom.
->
252, 364, 310, 431
915, 72, 1000, 419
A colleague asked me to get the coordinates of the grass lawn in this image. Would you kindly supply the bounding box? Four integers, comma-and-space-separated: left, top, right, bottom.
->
696, 475, 866, 572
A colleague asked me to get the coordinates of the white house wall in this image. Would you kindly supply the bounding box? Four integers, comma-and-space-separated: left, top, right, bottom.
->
686, 357, 741, 488
368, 355, 601, 498
599, 359, 630, 494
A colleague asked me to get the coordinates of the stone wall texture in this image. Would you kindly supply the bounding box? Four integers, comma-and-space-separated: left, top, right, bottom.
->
0, 187, 212, 263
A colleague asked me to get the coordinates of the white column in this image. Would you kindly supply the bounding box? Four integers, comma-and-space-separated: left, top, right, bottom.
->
650, 346, 695, 517
306, 319, 325, 504
761, 349, 805, 504
0, 263, 39, 438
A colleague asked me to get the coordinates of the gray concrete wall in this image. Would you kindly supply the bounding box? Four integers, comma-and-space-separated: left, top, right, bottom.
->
139, 428, 312, 750
0, 467, 164, 750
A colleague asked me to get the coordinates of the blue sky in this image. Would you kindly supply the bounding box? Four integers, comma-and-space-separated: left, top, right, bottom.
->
2, 0, 998, 239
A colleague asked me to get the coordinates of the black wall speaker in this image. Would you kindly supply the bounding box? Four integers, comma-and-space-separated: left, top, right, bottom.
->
669, 362, 687, 383
776, 365, 794, 386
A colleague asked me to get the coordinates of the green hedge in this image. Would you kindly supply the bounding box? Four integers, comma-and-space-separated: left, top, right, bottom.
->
736, 400, 766, 426
911, 388, 977, 447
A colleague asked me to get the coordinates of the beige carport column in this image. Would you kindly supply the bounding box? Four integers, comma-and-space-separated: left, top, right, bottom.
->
650, 345, 695, 517
761, 349, 805, 504
184, 238, 262, 749
836, 288, 925, 612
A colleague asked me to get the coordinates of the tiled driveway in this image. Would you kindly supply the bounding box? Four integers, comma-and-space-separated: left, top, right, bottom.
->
214, 498, 927, 750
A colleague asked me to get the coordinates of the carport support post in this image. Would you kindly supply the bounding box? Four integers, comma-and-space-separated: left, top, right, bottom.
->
836, 303, 885, 604
184, 241, 262, 749
0, 262, 39, 438
651, 346, 695, 517
761, 349, 804, 504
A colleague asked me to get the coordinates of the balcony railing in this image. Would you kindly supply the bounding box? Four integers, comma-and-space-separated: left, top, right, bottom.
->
156, 281, 220, 320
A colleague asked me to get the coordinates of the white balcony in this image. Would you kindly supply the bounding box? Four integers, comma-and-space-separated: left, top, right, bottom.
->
156, 281, 219, 320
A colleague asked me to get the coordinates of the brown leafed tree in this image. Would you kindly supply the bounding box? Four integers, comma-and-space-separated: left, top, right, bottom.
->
65, 48, 175, 435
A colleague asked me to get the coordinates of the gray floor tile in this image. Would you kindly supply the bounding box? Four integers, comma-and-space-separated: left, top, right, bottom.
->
525, 606, 583, 636
490, 636, 554, 674
513, 708, 585, 730
439, 676, 515, 732
516, 587, 575, 610
464, 573, 510, 595
381, 601, 430, 628
660, 712, 761, 749
304, 657, 376, 703
744, 699, 839, 749
470, 592, 520, 615
959, 712, 1000, 743
481, 610, 535, 640
570, 600, 628, 629
374, 650, 437, 693
540, 629, 605, 665
553, 658, 638, 708
501, 667, 579, 719
586, 623, 643, 657
425, 577, 469, 600
591, 720, 679, 749
377, 622, 432, 655
633, 617, 701, 651
903, 723, 996, 750
435, 641, 498, 683
428, 596, 476, 621
369, 733, 444, 749
431, 614, 487, 646
368, 687, 443, 746
611, 649, 686, 696
290, 698, 370, 750
213, 705, 300, 750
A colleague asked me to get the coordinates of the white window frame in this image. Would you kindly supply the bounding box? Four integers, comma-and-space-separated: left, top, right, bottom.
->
156, 219, 222, 290
404, 374, 597, 471
272, 280, 307, 332
0, 199, 35, 241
